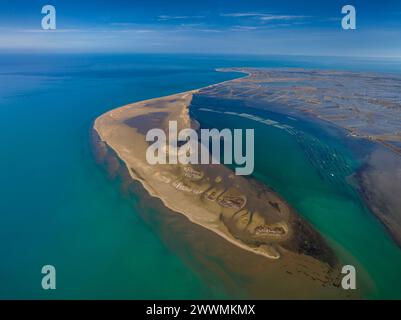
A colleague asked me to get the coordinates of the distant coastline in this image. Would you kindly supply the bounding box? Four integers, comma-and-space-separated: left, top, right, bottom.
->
198, 67, 401, 250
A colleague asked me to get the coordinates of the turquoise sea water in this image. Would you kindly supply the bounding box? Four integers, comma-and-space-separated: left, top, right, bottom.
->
190, 97, 401, 299
1, 53, 401, 299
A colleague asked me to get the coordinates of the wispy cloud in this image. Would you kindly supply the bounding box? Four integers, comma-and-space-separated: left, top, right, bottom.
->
108, 22, 138, 27
229, 25, 265, 31
221, 12, 267, 18
178, 24, 221, 33
321, 17, 341, 22
259, 15, 308, 21
196, 28, 222, 33
157, 15, 205, 21
17, 28, 84, 33
221, 12, 309, 22
7, 26, 155, 35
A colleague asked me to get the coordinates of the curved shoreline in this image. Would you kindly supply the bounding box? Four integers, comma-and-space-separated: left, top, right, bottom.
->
94, 84, 338, 259
93, 70, 269, 256
92, 71, 358, 297
94, 90, 281, 260
92, 127, 355, 299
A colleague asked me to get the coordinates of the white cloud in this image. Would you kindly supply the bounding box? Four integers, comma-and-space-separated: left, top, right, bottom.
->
259, 15, 308, 21
157, 15, 205, 21
221, 12, 309, 22
229, 25, 263, 31
220, 12, 267, 17
17, 28, 83, 33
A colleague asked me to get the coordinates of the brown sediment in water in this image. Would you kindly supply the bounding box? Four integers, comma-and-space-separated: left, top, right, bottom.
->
92, 128, 358, 299
355, 145, 401, 248
92, 86, 359, 298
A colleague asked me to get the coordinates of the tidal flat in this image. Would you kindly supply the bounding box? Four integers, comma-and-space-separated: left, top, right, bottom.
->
92, 67, 401, 299
201, 68, 401, 249
93, 76, 358, 299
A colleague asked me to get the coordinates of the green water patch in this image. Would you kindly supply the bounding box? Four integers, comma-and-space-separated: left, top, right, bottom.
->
190, 95, 401, 299
0, 57, 242, 299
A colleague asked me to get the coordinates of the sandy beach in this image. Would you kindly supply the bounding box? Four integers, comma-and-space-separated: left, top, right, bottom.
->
93, 79, 358, 298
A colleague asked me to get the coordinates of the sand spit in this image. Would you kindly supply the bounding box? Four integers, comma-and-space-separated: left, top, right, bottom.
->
96, 90, 327, 259
93, 77, 360, 298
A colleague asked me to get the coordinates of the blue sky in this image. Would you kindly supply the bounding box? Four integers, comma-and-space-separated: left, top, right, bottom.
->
0, 0, 401, 57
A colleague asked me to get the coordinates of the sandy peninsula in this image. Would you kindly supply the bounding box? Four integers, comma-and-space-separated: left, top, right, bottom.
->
91, 73, 362, 299
94, 89, 332, 260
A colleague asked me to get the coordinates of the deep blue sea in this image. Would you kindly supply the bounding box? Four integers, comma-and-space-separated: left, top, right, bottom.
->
1, 53, 401, 299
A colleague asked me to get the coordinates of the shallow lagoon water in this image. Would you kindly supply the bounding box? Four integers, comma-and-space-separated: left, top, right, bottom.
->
190, 96, 401, 298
